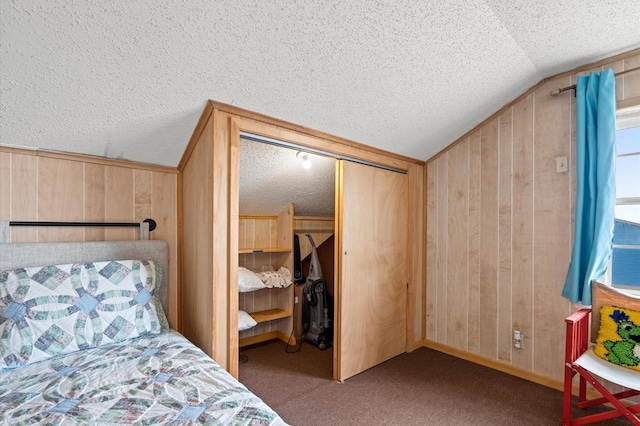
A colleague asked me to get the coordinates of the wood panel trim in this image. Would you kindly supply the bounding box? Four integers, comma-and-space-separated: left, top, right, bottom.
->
618, 96, 640, 110
406, 165, 416, 351
550, 47, 640, 82
209, 100, 422, 166
177, 102, 215, 171
232, 114, 410, 172
228, 117, 240, 377
176, 172, 184, 333
424, 340, 563, 392
425, 46, 640, 166
210, 111, 230, 372
294, 216, 335, 221
424, 339, 605, 401
334, 161, 344, 381
422, 160, 428, 343
0, 146, 178, 174
239, 215, 279, 220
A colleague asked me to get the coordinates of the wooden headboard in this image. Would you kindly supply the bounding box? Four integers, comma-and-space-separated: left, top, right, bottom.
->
0, 240, 169, 314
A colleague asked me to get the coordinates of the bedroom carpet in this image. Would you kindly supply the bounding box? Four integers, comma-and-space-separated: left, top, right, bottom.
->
238, 340, 631, 426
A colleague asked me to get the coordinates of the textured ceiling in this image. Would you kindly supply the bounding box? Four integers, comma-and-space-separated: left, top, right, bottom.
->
239, 138, 335, 217
1, 2, 640, 190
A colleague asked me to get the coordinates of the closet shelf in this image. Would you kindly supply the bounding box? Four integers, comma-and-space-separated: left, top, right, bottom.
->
238, 247, 292, 254
248, 308, 292, 323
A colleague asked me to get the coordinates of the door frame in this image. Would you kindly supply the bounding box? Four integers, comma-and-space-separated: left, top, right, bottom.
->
205, 101, 422, 378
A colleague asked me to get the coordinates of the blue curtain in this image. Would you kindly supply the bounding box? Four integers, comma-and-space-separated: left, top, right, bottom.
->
562, 69, 616, 305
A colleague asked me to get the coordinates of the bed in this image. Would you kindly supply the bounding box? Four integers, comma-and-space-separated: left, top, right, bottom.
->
0, 240, 288, 425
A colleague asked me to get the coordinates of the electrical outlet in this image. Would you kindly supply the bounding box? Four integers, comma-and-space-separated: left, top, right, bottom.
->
294, 296, 299, 304
556, 156, 568, 173
513, 330, 522, 349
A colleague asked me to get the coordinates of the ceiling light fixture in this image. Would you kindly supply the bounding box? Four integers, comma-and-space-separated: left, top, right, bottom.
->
297, 151, 312, 169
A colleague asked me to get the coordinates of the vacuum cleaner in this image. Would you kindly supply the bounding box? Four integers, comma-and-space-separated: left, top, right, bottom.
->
299, 234, 333, 350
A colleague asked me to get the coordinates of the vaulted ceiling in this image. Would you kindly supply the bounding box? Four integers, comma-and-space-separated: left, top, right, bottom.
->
2, 2, 640, 217
2, 1, 639, 168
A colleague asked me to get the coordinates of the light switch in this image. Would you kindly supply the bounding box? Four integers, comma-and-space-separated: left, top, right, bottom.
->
556, 156, 568, 173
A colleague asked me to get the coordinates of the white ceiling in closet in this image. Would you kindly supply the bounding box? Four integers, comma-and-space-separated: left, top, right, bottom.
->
239, 138, 336, 217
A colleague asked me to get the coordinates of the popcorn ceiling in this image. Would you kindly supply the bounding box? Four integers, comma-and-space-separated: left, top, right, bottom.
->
1, 0, 639, 170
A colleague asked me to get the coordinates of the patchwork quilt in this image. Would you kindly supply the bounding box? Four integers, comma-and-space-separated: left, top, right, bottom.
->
0, 331, 288, 425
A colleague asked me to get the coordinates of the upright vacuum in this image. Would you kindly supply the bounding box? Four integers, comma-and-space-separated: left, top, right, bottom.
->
299, 234, 332, 350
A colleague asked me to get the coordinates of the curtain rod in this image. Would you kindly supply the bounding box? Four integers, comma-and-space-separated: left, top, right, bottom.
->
8, 218, 156, 231
550, 66, 640, 97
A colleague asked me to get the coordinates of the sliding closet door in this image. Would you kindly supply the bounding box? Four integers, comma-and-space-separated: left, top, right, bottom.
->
337, 160, 408, 381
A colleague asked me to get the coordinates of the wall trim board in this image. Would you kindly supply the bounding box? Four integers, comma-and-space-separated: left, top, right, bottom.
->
0, 146, 178, 174
209, 100, 423, 166
424, 340, 613, 401
425, 46, 640, 165
177, 102, 215, 171
294, 216, 335, 221
547, 46, 640, 84
176, 172, 184, 333
424, 339, 563, 392
618, 96, 640, 111
230, 113, 412, 173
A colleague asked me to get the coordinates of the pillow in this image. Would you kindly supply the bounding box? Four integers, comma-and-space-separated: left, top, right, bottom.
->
0, 260, 165, 370
591, 281, 640, 342
238, 310, 257, 331
594, 305, 640, 371
238, 267, 266, 292
150, 260, 170, 333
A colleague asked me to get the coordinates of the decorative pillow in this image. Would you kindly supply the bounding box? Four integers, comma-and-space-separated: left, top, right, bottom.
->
590, 282, 640, 342
238, 310, 257, 331
0, 260, 165, 370
594, 305, 640, 371
238, 267, 266, 292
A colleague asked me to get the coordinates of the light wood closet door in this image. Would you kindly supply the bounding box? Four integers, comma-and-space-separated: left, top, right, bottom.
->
337, 160, 408, 381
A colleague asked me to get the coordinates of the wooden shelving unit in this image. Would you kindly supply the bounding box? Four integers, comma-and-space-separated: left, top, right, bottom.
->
238, 248, 292, 254
238, 203, 295, 348
249, 308, 293, 323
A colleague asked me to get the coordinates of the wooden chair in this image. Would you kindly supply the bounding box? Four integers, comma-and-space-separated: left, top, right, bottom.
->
563, 281, 640, 425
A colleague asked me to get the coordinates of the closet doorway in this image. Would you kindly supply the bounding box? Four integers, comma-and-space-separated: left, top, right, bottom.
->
237, 137, 336, 380
179, 101, 421, 381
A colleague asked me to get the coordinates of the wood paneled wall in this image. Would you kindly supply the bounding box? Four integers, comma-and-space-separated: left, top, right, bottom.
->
425, 49, 640, 385
294, 217, 335, 260
180, 112, 217, 363
0, 148, 179, 329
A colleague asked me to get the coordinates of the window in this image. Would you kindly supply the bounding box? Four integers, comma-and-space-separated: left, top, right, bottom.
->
611, 105, 640, 289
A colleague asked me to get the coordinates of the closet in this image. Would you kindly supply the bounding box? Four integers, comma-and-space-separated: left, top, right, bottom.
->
179, 100, 424, 380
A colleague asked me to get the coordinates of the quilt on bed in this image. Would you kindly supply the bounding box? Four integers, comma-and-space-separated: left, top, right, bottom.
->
0, 330, 287, 425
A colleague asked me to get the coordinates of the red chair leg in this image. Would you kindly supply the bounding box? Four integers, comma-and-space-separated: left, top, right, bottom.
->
563, 363, 576, 426
573, 365, 640, 425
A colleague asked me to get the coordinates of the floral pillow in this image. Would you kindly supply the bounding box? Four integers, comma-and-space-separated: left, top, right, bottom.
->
0, 260, 167, 370
594, 305, 640, 371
